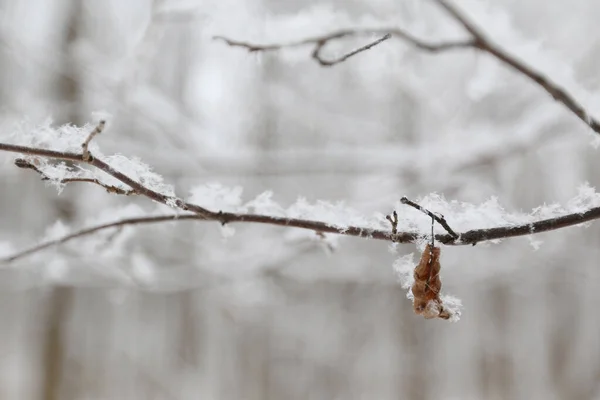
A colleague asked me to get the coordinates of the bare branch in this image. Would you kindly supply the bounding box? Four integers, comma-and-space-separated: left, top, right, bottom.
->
1, 215, 199, 263
214, 28, 474, 65
311, 33, 391, 66
400, 197, 459, 239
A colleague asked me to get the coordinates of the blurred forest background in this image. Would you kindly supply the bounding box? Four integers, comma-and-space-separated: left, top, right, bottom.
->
1, 0, 600, 399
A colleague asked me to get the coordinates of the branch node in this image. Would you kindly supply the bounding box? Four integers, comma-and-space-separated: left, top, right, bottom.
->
217, 211, 228, 226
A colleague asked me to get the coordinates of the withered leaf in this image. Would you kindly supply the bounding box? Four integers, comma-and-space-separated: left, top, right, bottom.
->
411, 244, 451, 320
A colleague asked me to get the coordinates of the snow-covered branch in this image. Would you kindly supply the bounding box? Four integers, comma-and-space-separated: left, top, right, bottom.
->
2, 138, 600, 264
216, 0, 600, 136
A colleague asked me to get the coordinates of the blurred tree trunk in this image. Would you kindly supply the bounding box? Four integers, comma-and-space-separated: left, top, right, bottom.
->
40, 287, 74, 400
397, 304, 430, 400
478, 282, 513, 399
40, 1, 83, 399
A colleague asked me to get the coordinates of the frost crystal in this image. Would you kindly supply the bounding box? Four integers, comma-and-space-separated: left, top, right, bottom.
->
102, 155, 175, 197
188, 183, 246, 213
392, 253, 416, 291
245, 191, 285, 216
439, 295, 463, 322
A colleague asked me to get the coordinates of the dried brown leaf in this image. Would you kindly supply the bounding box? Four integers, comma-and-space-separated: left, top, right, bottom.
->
411, 244, 451, 320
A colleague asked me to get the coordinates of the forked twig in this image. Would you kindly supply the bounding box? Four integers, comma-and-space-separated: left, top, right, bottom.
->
1, 214, 201, 263
400, 197, 459, 239
215, 29, 473, 66
82, 120, 105, 161
311, 33, 391, 66
14, 158, 136, 195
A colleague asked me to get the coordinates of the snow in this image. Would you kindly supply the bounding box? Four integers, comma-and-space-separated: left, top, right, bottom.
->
188, 183, 246, 213
6, 119, 176, 197
101, 154, 175, 196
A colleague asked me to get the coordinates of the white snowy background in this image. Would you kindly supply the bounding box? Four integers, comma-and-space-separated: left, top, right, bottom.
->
0, 0, 600, 399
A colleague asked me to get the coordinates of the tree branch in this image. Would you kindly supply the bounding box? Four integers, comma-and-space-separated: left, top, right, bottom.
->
3, 199, 600, 264
2, 140, 600, 264
432, 0, 600, 134
0, 142, 212, 217
311, 33, 392, 66
216, 0, 600, 136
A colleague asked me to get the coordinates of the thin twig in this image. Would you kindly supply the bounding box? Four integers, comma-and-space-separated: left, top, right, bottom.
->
400, 196, 459, 238
1, 215, 199, 263
311, 33, 391, 66
81, 120, 105, 161
14, 158, 136, 195
214, 28, 474, 64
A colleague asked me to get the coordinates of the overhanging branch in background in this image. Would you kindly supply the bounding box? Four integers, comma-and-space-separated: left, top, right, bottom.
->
215, 0, 600, 137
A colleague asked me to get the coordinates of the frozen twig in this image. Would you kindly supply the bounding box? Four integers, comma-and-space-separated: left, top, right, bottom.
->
312, 33, 391, 66
400, 196, 459, 239
3, 141, 600, 263
81, 120, 105, 161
